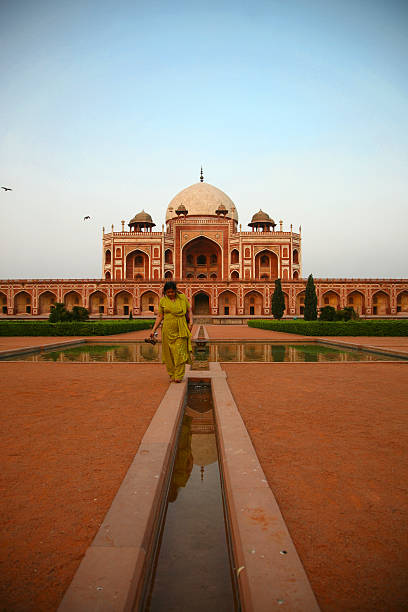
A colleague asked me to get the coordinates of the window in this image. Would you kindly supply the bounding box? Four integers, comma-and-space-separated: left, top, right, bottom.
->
149, 305, 154, 312
231, 250, 239, 264
186, 273, 193, 278
210, 254, 217, 264
260, 255, 269, 266
105, 250, 111, 264
197, 254, 206, 265
250, 306, 254, 315
26, 305, 31, 314
224, 306, 229, 315
124, 305, 129, 315
2, 306, 7, 314
186, 254, 193, 265
165, 250, 173, 264
99, 305, 104, 313
293, 250, 299, 264
210, 273, 217, 279
135, 255, 143, 266
197, 274, 206, 279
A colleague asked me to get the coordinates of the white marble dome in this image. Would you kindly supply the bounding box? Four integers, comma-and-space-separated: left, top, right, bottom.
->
166, 182, 238, 223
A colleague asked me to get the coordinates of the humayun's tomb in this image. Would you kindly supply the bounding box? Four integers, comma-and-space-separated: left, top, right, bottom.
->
1, 172, 408, 318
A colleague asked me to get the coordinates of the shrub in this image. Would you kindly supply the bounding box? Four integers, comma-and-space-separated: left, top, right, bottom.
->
71, 306, 90, 321
248, 319, 408, 336
0, 320, 154, 336
49, 302, 71, 322
319, 305, 337, 321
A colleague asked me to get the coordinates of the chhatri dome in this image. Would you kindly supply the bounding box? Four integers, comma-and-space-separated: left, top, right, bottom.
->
166, 169, 238, 223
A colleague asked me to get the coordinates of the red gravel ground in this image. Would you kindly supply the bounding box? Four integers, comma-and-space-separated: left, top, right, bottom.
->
223, 362, 408, 612
205, 324, 308, 341
0, 362, 168, 612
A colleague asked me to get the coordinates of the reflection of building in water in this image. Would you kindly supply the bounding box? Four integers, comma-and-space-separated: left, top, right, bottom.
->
168, 415, 193, 503
3, 170, 406, 318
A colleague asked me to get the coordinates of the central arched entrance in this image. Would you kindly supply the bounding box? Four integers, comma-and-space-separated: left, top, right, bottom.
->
182, 237, 222, 279
193, 292, 210, 315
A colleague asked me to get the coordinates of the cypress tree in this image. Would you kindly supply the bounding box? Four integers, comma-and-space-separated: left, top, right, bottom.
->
304, 274, 318, 320
271, 278, 285, 319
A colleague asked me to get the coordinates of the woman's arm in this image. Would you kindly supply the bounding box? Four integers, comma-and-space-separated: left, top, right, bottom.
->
150, 312, 163, 336
186, 304, 193, 331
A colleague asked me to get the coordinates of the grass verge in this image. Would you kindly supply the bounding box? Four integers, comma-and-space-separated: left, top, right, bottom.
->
0, 320, 154, 336
248, 319, 408, 336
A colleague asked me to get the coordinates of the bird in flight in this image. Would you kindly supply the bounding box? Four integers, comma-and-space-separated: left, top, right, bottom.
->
1, 187, 12, 191
84, 215, 91, 220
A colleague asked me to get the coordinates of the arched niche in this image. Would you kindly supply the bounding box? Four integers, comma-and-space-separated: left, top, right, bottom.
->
64, 291, 82, 310
293, 249, 299, 264
165, 271, 173, 279
126, 249, 149, 280
193, 292, 210, 315
244, 290, 263, 315
231, 270, 239, 280
89, 290, 108, 315
218, 290, 237, 315
39, 291, 57, 314
296, 290, 305, 315
254, 250, 278, 280
347, 290, 365, 315
231, 249, 239, 264
114, 291, 132, 316
322, 290, 340, 309
182, 237, 222, 280
165, 249, 173, 264
372, 290, 390, 315
397, 290, 408, 313
105, 271, 111, 280
105, 249, 111, 265
14, 291, 32, 314
141, 291, 159, 314
0, 291, 8, 314
293, 270, 299, 280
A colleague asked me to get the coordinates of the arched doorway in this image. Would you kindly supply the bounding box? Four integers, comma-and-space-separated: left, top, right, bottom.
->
397, 291, 408, 314
64, 291, 81, 310
321, 291, 340, 310
14, 291, 31, 314
193, 292, 210, 315
244, 291, 263, 315
39, 291, 57, 314
254, 250, 278, 280
89, 291, 108, 315
296, 290, 305, 315
141, 291, 159, 314
347, 291, 365, 315
0, 291, 7, 314
114, 291, 132, 316
126, 250, 149, 280
183, 237, 222, 280
372, 291, 390, 315
218, 290, 237, 315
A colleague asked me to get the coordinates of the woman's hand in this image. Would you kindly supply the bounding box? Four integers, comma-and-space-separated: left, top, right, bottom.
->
188, 322, 193, 332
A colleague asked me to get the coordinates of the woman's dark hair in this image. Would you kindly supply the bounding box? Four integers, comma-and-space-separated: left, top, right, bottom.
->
163, 280, 178, 295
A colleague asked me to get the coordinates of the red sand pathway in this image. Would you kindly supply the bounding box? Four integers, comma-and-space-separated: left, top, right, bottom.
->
0, 363, 168, 612
223, 362, 408, 612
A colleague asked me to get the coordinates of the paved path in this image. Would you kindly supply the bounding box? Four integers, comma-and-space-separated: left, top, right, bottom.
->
0, 363, 168, 612
205, 324, 309, 341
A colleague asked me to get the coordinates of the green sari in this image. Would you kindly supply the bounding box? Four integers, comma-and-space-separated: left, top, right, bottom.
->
159, 293, 192, 378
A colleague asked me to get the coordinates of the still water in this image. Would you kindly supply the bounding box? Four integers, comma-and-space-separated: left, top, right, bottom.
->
141, 383, 238, 612
7, 342, 403, 362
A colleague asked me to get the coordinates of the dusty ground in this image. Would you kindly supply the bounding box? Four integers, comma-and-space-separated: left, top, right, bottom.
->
223, 362, 408, 612
0, 362, 168, 612
205, 324, 308, 341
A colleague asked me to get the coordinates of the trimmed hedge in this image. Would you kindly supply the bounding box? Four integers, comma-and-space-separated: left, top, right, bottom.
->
248, 319, 408, 336
0, 320, 154, 336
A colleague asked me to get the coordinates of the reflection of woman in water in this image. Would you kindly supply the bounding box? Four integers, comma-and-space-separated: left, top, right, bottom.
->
150, 281, 193, 382
168, 415, 193, 502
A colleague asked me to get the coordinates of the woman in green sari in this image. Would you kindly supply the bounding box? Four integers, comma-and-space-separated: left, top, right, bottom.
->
150, 281, 193, 382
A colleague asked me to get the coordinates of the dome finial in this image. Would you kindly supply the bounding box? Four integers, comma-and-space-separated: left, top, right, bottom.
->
200, 166, 204, 182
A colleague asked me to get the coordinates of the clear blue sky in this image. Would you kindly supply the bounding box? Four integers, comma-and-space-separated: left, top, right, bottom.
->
1, 0, 407, 278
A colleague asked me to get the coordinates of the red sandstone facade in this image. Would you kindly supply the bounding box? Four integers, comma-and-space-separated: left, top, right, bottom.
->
1, 179, 407, 317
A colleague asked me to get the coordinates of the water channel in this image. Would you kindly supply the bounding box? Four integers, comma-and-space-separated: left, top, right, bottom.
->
140, 382, 238, 612
7, 342, 404, 362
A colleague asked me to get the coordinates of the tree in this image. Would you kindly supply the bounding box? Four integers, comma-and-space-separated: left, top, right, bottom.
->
304, 274, 317, 320
271, 279, 285, 319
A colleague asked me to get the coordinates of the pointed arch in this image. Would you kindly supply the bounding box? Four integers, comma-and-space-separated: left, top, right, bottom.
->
372, 290, 390, 315
218, 290, 238, 315
89, 290, 108, 315
114, 290, 133, 316
321, 290, 340, 309
0, 291, 8, 314
14, 290, 32, 314
64, 290, 82, 310
397, 290, 408, 314
125, 249, 150, 280
140, 290, 160, 314
254, 249, 278, 280
244, 290, 263, 315
38, 290, 57, 314
347, 290, 365, 315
